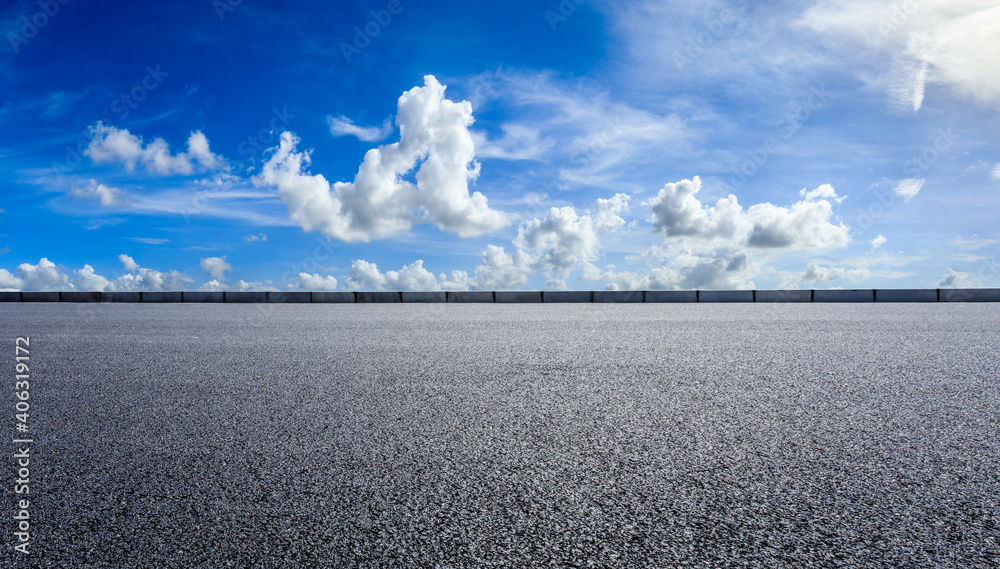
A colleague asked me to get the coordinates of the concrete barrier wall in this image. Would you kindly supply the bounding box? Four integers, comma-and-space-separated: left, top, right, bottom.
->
225, 292, 268, 303
940, 288, 1000, 302
496, 291, 542, 303
182, 292, 224, 303
645, 291, 698, 303
102, 292, 141, 303
543, 291, 592, 303
267, 291, 311, 303
4, 288, 998, 303
755, 290, 812, 303
699, 290, 754, 303
61, 291, 101, 302
875, 289, 938, 302
402, 292, 447, 303
447, 291, 493, 303
594, 291, 643, 303
357, 291, 401, 303
312, 292, 356, 303
813, 289, 874, 303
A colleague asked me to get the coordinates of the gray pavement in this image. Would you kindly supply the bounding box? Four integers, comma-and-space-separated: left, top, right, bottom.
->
1, 304, 998, 568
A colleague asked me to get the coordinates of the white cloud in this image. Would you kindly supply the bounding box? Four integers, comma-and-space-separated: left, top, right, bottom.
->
648, 176, 850, 249
256, 76, 511, 242
74, 264, 110, 291
327, 115, 394, 142
893, 178, 924, 201
776, 261, 871, 288
473, 245, 531, 290
118, 254, 140, 272
200, 256, 232, 280
585, 246, 758, 290
871, 234, 887, 250
70, 179, 130, 207
295, 272, 338, 291
0, 269, 20, 291
514, 194, 630, 279
991, 163, 1000, 180
346, 259, 452, 291
801, 1, 1000, 110
938, 268, 977, 288
472, 123, 555, 161
244, 233, 268, 242
85, 122, 226, 175
16, 258, 72, 291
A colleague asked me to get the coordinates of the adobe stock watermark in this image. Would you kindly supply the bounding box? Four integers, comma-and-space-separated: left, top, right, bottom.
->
855, 127, 957, 232
879, 0, 921, 37
340, 0, 412, 64
6, 0, 71, 54
237, 107, 297, 163
726, 84, 833, 191
673, 0, 748, 71
12, 336, 33, 555
545, 0, 586, 31
51, 65, 169, 174
213, 0, 243, 22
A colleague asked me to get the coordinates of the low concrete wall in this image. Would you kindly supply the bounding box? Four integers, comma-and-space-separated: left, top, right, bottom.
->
141, 292, 183, 303
875, 289, 938, 303
940, 288, 1000, 302
22, 292, 59, 302
267, 292, 311, 303
594, 291, 644, 303
813, 289, 874, 303
311, 292, 356, 303
225, 292, 268, 303
357, 291, 401, 303
699, 290, 754, 303
543, 291, 592, 303
496, 291, 542, 303
102, 292, 141, 303
645, 291, 697, 303
5, 288, 999, 304
61, 291, 101, 302
755, 290, 812, 303
402, 291, 447, 303
182, 292, 224, 303
447, 291, 493, 303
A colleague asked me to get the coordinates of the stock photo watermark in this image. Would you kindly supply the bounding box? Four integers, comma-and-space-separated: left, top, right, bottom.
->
237, 107, 296, 162
213, 0, 243, 22
340, 0, 412, 64
545, 0, 586, 31
726, 84, 833, 190
855, 127, 957, 232
51, 65, 169, 174
12, 336, 33, 555
673, 0, 748, 71
6, 0, 71, 54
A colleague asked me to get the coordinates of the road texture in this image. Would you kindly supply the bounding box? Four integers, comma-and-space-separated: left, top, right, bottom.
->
1, 303, 998, 568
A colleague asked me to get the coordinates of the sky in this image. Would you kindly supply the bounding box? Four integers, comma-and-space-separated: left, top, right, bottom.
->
1, 0, 998, 292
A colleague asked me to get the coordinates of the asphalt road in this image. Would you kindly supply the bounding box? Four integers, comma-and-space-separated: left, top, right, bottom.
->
1, 303, 998, 568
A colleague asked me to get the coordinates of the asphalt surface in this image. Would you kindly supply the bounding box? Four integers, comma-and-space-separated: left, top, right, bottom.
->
1, 303, 998, 568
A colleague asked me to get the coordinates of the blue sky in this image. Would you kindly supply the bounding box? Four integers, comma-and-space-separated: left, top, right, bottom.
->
1, 0, 998, 291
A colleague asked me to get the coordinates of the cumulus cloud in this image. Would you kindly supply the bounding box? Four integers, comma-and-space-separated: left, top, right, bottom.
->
70, 179, 130, 207
199, 279, 279, 292
74, 265, 111, 291
802, 1, 1000, 111
345, 259, 471, 291
244, 233, 267, 242
871, 234, 887, 250
16, 258, 72, 291
649, 176, 850, 249
893, 178, 924, 201
256, 76, 511, 242
938, 269, 977, 288
327, 115, 394, 142
85, 122, 226, 175
108, 256, 193, 291
295, 272, 339, 291
583, 246, 758, 290
514, 194, 630, 279
200, 256, 232, 280
118, 254, 140, 272
473, 245, 532, 290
